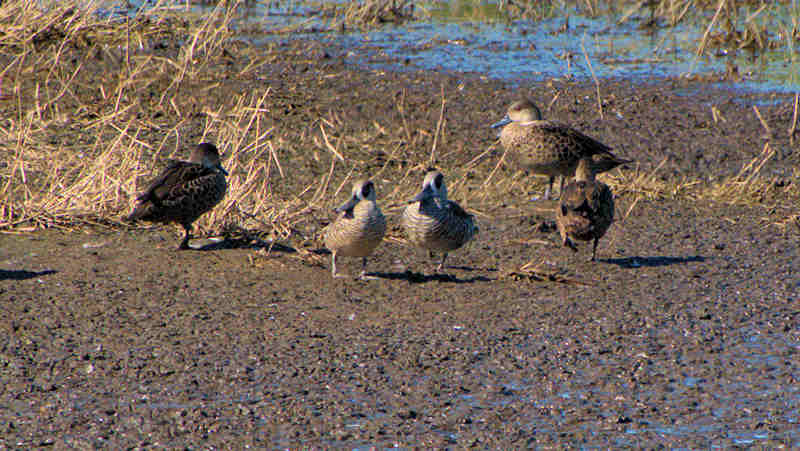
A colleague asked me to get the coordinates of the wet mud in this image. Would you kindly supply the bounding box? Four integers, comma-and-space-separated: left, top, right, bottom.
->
1, 38, 799, 448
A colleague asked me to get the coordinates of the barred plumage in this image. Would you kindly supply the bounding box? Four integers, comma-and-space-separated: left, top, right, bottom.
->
492, 98, 631, 200
402, 170, 477, 272
555, 158, 615, 261
126, 143, 228, 250
323, 179, 386, 279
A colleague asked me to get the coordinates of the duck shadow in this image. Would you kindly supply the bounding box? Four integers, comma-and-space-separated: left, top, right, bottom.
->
0, 269, 57, 281
602, 255, 706, 268
371, 269, 491, 284
190, 237, 297, 253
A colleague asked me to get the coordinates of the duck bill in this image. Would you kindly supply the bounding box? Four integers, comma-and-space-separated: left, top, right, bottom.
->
335, 196, 358, 213
491, 116, 512, 129
409, 186, 433, 203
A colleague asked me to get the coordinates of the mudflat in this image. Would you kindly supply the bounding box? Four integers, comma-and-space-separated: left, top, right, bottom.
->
1, 37, 799, 448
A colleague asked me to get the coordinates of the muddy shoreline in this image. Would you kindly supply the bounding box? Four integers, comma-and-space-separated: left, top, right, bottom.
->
2, 37, 799, 448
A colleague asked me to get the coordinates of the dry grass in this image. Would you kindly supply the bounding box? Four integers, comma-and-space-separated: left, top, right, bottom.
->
0, 0, 445, 243
253, 0, 424, 34
0, 0, 797, 246
497, 0, 797, 56
500, 257, 598, 285
0, 0, 244, 232
605, 142, 798, 208
321, 0, 421, 29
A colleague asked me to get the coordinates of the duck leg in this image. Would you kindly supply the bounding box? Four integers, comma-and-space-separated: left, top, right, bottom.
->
178, 224, 192, 250
331, 252, 348, 278
436, 253, 449, 272
358, 257, 380, 280
543, 176, 555, 200
563, 236, 578, 252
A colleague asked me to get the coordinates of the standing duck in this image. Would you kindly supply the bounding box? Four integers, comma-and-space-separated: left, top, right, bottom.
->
555, 158, 615, 261
127, 143, 228, 250
402, 170, 478, 272
492, 98, 631, 200
323, 179, 386, 279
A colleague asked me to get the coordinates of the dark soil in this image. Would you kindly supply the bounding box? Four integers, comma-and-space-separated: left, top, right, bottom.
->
1, 37, 799, 448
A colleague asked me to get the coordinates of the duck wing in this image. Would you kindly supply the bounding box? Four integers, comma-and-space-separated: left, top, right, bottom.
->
136, 161, 210, 204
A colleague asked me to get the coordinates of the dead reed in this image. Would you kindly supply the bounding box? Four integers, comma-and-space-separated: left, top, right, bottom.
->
0, 0, 443, 243
0, 0, 797, 246
605, 143, 798, 208
0, 0, 239, 232
321, 0, 421, 29
498, 0, 796, 58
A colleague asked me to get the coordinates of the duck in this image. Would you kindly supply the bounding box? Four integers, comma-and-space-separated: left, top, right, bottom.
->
323, 179, 386, 279
492, 98, 631, 200
402, 170, 478, 272
555, 158, 615, 261
126, 143, 228, 250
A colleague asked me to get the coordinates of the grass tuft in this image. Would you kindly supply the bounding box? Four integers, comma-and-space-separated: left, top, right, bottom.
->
0, 0, 797, 246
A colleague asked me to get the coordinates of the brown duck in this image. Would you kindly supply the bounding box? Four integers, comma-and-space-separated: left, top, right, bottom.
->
127, 143, 228, 249
492, 98, 631, 200
555, 158, 615, 261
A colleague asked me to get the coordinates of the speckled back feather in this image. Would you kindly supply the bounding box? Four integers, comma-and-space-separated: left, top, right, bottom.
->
127, 145, 228, 228
497, 99, 631, 179
402, 172, 477, 253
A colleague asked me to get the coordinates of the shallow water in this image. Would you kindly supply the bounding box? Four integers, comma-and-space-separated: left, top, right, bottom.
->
164, 0, 800, 93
